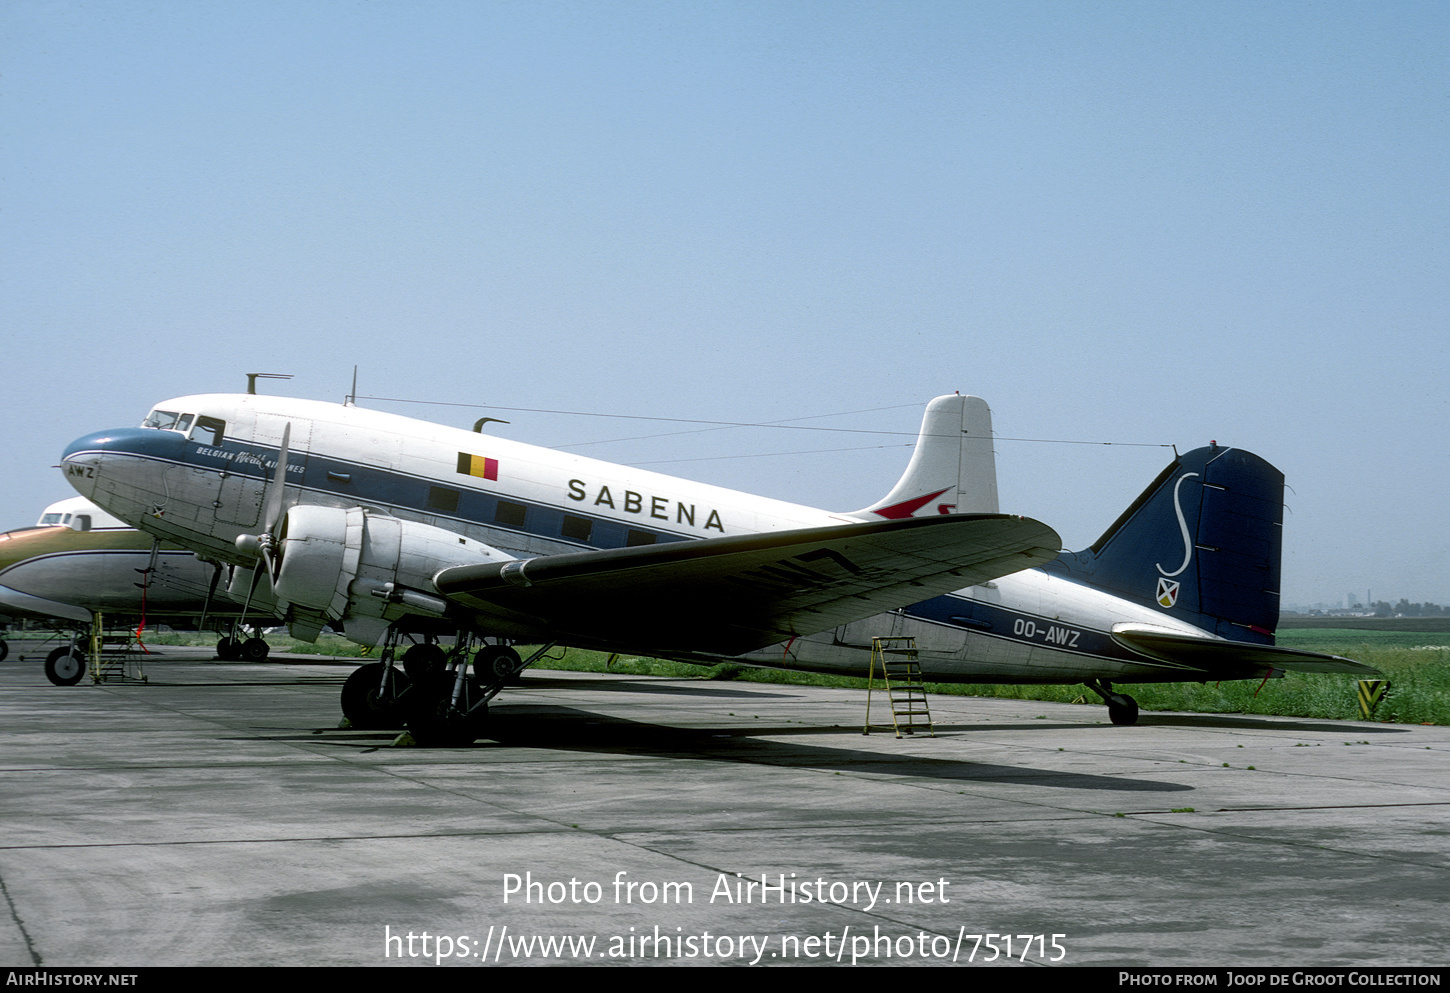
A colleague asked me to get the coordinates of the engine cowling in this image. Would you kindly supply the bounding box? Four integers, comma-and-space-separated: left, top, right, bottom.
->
270, 505, 514, 644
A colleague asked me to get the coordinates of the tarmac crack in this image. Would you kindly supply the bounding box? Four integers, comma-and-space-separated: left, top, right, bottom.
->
0, 866, 42, 965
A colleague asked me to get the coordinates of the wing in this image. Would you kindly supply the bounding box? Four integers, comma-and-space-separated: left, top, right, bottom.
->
434, 513, 1061, 656
1111, 624, 1376, 675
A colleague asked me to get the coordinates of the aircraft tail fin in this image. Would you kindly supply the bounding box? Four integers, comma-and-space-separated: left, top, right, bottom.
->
1052, 445, 1285, 643
848, 394, 999, 520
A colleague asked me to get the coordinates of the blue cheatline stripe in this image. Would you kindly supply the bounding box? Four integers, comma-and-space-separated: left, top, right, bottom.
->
86, 432, 699, 552
902, 594, 1196, 669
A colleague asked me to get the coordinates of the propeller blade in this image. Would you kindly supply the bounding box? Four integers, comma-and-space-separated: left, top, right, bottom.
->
261, 422, 291, 536
199, 560, 223, 633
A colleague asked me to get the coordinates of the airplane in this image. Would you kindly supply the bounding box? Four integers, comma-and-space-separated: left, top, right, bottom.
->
0, 496, 279, 684
57, 391, 1370, 744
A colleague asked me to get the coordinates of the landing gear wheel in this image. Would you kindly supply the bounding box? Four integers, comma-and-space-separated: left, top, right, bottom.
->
240, 637, 270, 661
402, 643, 446, 681
0, 639, 8, 662
405, 670, 487, 747
340, 663, 412, 729
1107, 695, 1139, 726
408, 696, 487, 748
473, 645, 522, 685
217, 637, 239, 660
44, 647, 85, 686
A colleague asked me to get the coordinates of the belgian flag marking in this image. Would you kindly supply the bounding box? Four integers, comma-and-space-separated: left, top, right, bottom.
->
457, 453, 499, 481
1357, 679, 1390, 720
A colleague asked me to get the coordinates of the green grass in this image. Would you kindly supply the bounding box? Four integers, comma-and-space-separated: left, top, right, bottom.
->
133, 629, 1450, 725
136, 630, 374, 658
530, 639, 1449, 726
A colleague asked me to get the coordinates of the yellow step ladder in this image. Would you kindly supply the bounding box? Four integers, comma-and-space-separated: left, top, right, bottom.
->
863, 636, 934, 737
87, 613, 148, 684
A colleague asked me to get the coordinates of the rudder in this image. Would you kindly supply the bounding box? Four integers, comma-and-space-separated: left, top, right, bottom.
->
1050, 446, 1284, 642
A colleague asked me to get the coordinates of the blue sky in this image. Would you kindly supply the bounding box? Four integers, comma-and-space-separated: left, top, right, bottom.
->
2, 0, 1445, 607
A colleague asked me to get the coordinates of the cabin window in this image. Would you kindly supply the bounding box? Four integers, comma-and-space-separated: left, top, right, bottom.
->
427, 486, 460, 513
494, 501, 527, 528
561, 515, 592, 542
626, 529, 656, 547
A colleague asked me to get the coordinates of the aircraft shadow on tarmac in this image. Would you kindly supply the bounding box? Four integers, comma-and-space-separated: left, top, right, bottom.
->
517, 675, 1412, 736
1123, 713, 1409, 734
518, 675, 802, 699
261, 704, 1194, 793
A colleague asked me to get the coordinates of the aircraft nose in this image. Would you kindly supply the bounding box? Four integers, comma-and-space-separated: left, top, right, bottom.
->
62, 427, 184, 462
62, 429, 126, 462
61, 427, 187, 497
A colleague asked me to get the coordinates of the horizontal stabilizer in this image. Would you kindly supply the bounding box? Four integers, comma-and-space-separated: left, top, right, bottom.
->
0, 584, 92, 623
436, 514, 1060, 656
1112, 624, 1375, 675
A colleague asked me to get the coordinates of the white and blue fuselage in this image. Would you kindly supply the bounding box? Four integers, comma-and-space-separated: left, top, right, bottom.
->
60, 393, 1290, 687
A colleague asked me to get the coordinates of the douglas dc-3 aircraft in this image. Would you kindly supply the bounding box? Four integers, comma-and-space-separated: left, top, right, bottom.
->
59, 392, 1369, 744
0, 497, 279, 684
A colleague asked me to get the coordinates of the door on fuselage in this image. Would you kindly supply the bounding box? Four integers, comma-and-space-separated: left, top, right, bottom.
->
213, 414, 312, 531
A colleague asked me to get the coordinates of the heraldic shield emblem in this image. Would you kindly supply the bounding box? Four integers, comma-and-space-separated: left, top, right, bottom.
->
1156, 577, 1180, 608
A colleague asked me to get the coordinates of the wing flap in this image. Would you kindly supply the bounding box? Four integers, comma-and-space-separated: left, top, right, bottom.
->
1111, 624, 1375, 675
435, 514, 1060, 655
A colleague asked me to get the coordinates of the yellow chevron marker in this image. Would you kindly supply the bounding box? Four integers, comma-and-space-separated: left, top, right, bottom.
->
1357, 679, 1390, 719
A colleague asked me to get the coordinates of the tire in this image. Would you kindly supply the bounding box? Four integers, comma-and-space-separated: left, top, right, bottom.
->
217, 637, 239, 660
340, 663, 411, 729
44, 647, 85, 686
408, 696, 486, 748
1108, 695, 1139, 726
473, 645, 522, 685
405, 669, 487, 747
0, 639, 8, 662
402, 643, 446, 681
240, 637, 270, 661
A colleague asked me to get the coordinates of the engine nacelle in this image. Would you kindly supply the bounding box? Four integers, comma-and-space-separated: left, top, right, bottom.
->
271, 505, 514, 644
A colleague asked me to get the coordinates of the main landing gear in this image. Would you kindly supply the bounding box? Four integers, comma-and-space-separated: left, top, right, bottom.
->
216, 625, 270, 661
1085, 679, 1140, 726
338, 631, 545, 747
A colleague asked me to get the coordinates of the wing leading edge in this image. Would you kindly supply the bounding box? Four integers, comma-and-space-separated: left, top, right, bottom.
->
434, 514, 1061, 656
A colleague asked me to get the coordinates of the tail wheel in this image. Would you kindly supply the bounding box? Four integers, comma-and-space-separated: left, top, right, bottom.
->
340, 662, 412, 729
1107, 695, 1139, 726
44, 647, 86, 686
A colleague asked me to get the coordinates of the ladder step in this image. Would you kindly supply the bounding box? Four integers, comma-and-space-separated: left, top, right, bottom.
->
864, 636, 935, 738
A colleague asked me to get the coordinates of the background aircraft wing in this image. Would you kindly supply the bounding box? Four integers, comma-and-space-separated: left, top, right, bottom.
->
434, 514, 1061, 656
1110, 624, 1377, 675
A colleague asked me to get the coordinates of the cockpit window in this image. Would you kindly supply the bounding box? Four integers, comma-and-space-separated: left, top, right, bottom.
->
40, 513, 64, 525
194, 415, 226, 446
142, 409, 184, 430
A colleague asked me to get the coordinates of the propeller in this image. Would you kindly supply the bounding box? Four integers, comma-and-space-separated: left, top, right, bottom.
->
234, 423, 291, 618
